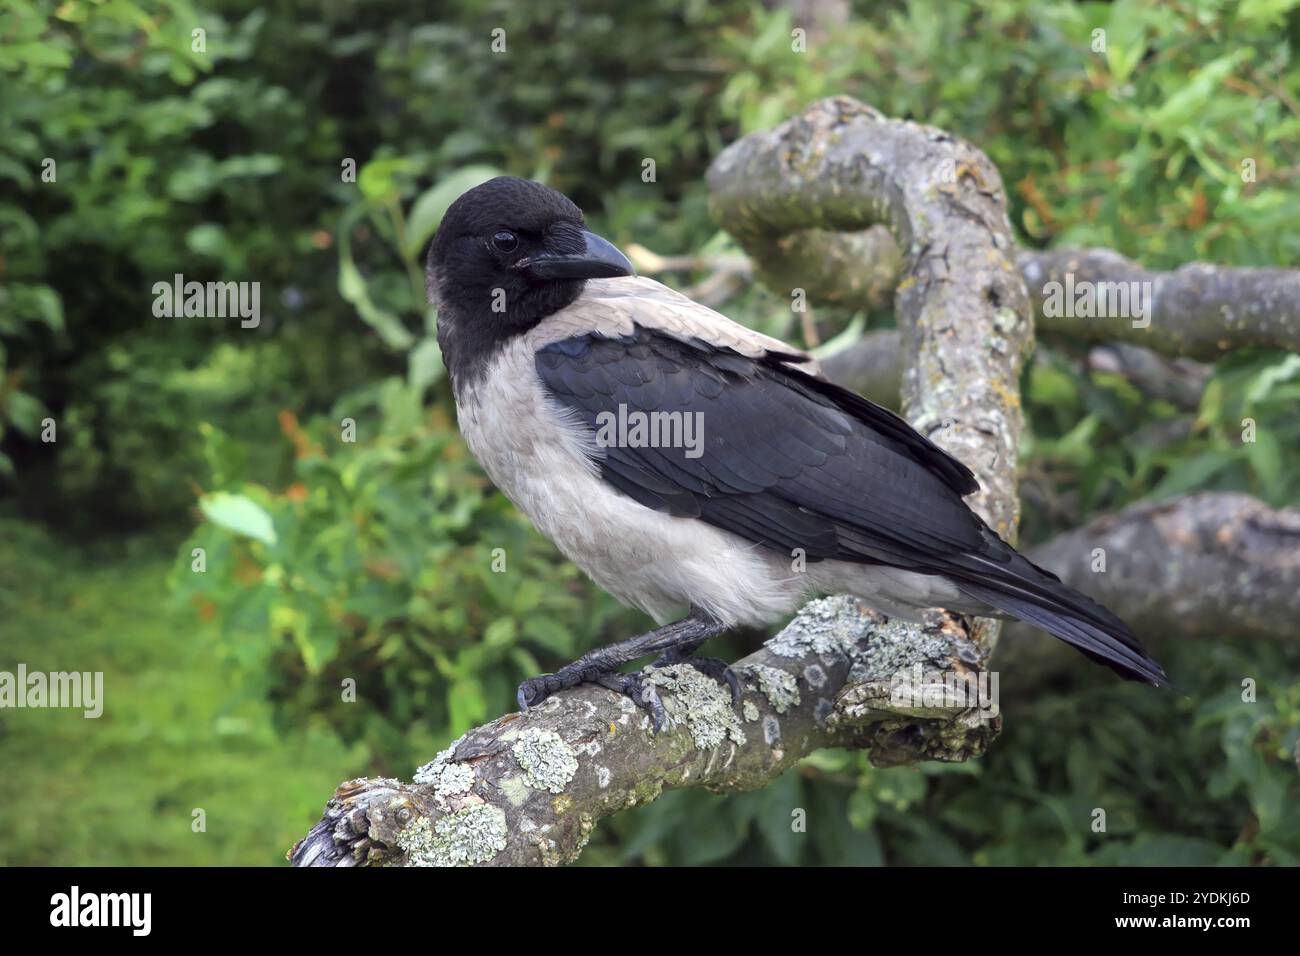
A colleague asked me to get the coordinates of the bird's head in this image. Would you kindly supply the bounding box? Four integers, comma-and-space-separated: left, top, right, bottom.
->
427, 177, 633, 379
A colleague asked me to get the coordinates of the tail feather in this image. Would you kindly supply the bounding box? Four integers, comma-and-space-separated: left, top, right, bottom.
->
951, 542, 1169, 688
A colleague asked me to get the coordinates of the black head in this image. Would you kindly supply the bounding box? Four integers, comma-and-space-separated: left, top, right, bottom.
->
427, 176, 634, 387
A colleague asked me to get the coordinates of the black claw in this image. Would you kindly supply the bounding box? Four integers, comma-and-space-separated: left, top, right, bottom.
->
711, 662, 743, 705
516, 674, 559, 712
689, 657, 742, 705
597, 673, 668, 732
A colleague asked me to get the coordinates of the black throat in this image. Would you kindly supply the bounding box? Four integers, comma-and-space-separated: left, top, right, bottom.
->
433, 273, 587, 394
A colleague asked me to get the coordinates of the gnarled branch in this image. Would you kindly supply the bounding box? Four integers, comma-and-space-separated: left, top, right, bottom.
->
728, 222, 1300, 362
291, 598, 997, 867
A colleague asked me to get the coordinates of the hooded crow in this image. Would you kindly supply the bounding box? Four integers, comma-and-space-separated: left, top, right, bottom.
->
427, 176, 1168, 726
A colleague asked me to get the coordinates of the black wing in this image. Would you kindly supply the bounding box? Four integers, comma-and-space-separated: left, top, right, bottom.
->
535, 324, 1168, 687
537, 326, 984, 568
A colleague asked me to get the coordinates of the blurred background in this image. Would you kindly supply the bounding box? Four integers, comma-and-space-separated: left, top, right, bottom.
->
1, 0, 1298, 866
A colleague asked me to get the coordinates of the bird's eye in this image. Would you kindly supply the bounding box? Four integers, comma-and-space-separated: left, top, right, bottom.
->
492, 231, 518, 253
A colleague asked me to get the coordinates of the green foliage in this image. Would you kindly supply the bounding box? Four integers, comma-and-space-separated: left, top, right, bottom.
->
1021, 346, 1300, 529
0, 517, 364, 865
171, 376, 641, 770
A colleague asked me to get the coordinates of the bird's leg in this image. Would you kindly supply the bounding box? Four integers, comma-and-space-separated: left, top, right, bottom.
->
517, 608, 726, 729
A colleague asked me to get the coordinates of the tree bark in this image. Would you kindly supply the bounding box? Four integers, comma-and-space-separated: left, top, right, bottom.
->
1020, 248, 1300, 359
736, 225, 1300, 361
292, 96, 1031, 867
822, 334, 1211, 412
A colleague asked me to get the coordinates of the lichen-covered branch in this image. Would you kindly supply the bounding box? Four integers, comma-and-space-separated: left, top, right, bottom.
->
291, 96, 1030, 867
821, 335, 1210, 412
290, 597, 999, 867
995, 492, 1300, 679
1019, 248, 1300, 359
730, 222, 1300, 362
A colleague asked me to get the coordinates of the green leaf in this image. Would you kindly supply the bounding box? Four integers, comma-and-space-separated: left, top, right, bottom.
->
338, 245, 415, 350
755, 771, 805, 865
199, 492, 278, 545
811, 785, 883, 865
1237, 0, 1300, 28
1245, 429, 1282, 500
1245, 353, 1300, 405
3, 390, 46, 437
358, 156, 418, 203
407, 336, 444, 392
1148, 450, 1237, 499
1147, 51, 1250, 139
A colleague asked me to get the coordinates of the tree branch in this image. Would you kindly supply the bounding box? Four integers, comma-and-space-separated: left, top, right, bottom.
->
1019, 247, 1300, 359
821, 334, 1210, 412
290, 597, 998, 867
707, 95, 1030, 542
291, 95, 1032, 866
728, 221, 1299, 361
817, 328, 903, 407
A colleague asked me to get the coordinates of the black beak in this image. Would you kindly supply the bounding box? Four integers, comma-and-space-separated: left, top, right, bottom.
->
517, 230, 635, 280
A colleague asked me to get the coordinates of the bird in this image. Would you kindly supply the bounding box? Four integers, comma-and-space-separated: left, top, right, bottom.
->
426, 176, 1168, 727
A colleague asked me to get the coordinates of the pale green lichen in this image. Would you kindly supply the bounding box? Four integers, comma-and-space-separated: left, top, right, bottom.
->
513, 728, 579, 794
748, 664, 800, 714
770, 596, 955, 687
847, 616, 950, 685
498, 774, 532, 807
436, 762, 475, 795
413, 746, 453, 785
413, 743, 474, 797
646, 665, 746, 750
767, 596, 866, 659
396, 803, 507, 867
742, 700, 761, 722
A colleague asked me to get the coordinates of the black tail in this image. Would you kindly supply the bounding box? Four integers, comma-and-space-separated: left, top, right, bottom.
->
952, 534, 1169, 688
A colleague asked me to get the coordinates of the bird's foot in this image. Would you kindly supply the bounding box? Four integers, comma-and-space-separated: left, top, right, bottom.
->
596, 672, 668, 732
516, 664, 606, 712
515, 609, 727, 732
516, 666, 668, 731
652, 650, 742, 705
